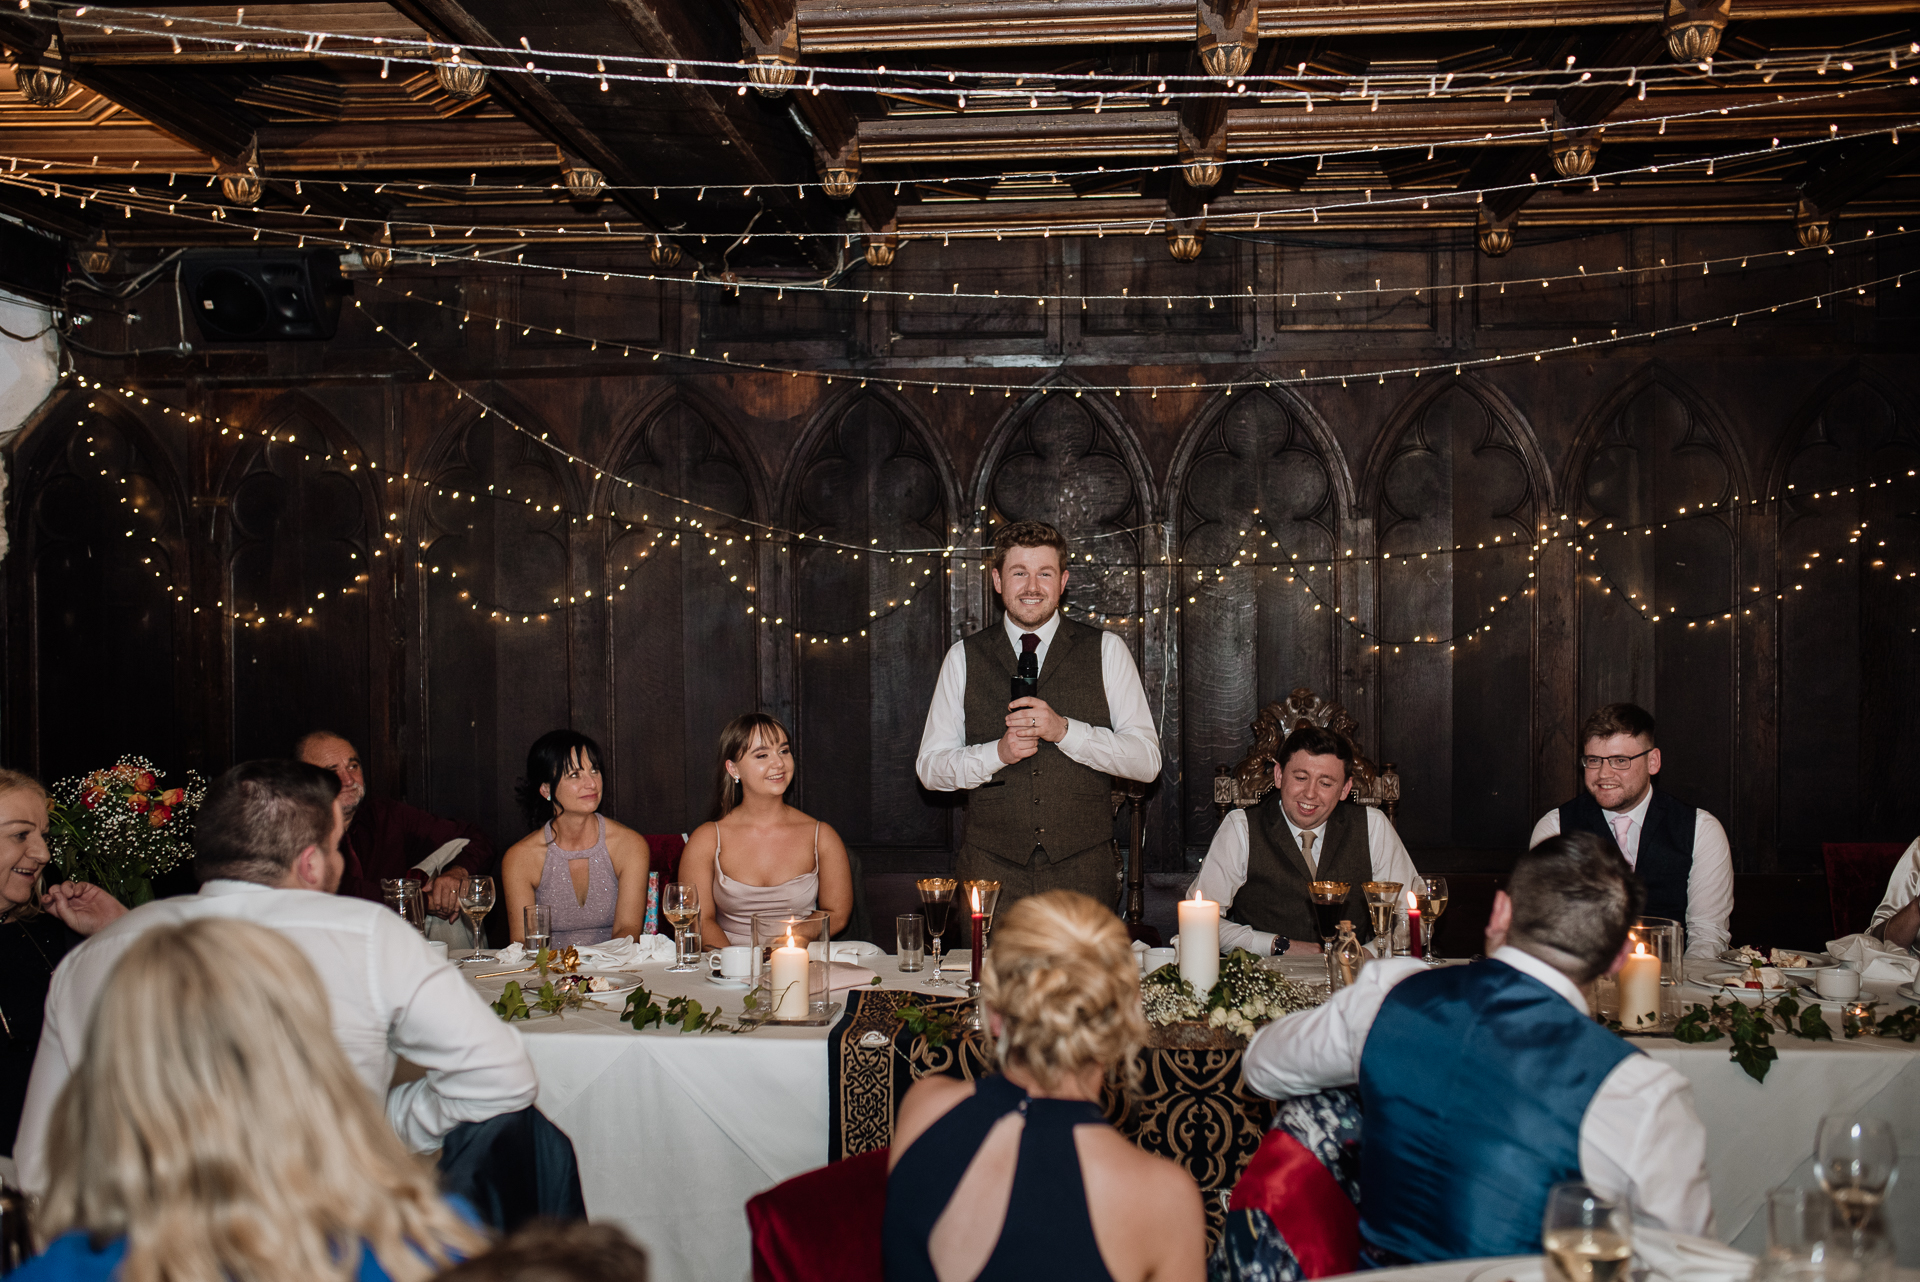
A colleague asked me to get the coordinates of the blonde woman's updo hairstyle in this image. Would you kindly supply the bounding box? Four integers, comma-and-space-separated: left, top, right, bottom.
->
39, 917, 484, 1282
980, 890, 1147, 1093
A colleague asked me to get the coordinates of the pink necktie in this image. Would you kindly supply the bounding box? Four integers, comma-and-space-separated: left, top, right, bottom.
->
1610, 814, 1634, 864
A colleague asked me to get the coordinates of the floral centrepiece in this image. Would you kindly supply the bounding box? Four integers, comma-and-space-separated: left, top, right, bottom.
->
1143, 948, 1325, 1038
46, 756, 207, 906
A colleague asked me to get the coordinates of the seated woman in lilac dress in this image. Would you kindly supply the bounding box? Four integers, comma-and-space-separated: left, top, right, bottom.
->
679, 714, 853, 947
502, 731, 650, 948
15, 917, 482, 1282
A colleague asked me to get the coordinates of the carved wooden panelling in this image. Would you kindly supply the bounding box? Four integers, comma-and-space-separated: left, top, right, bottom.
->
26, 417, 186, 779
892, 240, 1050, 339
418, 413, 574, 845
985, 393, 1148, 644
1276, 243, 1437, 332
700, 281, 851, 343
226, 410, 371, 761
1476, 230, 1634, 330
1375, 385, 1539, 850
1776, 380, 1920, 852
519, 276, 665, 349
1574, 378, 1735, 820
1175, 391, 1344, 854
607, 401, 758, 833
1080, 235, 1242, 336
790, 398, 950, 854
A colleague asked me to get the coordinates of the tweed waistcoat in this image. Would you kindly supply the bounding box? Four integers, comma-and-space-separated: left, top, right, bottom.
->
960, 617, 1114, 867
1229, 796, 1376, 944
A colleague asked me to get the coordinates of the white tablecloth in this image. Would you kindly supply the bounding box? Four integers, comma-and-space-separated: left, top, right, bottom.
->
462, 951, 1920, 1282
460, 949, 962, 1282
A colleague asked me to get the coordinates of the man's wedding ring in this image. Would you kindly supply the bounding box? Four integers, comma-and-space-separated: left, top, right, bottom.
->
1030, 716, 1036, 727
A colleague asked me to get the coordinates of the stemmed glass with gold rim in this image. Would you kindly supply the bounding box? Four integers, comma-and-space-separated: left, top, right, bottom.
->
916, 878, 958, 989
1364, 881, 1403, 955
1309, 880, 1350, 955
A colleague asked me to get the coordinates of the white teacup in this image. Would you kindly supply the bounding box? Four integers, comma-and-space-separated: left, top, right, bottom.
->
710, 945, 755, 981
1814, 966, 1862, 1001
1144, 947, 1178, 974
425, 940, 449, 962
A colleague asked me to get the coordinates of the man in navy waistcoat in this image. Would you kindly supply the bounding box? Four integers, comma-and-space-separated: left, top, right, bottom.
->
1243, 832, 1713, 1265
1529, 702, 1733, 959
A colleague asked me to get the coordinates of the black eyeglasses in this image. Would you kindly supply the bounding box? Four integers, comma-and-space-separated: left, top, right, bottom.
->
1580, 749, 1653, 771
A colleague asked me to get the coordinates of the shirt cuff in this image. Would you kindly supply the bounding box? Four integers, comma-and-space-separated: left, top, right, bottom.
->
1057, 717, 1086, 756
960, 743, 1005, 788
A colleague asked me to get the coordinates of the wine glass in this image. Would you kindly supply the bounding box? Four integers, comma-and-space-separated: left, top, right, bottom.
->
1363, 881, 1402, 957
1541, 1182, 1633, 1282
1416, 876, 1449, 964
663, 883, 700, 973
457, 875, 496, 961
917, 878, 957, 989
1309, 880, 1350, 978
1816, 1115, 1897, 1231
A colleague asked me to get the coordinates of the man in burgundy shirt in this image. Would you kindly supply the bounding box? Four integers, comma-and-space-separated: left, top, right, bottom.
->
295, 731, 493, 941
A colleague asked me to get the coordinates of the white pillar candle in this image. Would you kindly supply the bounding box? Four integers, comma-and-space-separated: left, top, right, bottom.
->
1178, 894, 1220, 994
770, 934, 810, 1020
1618, 942, 1662, 1030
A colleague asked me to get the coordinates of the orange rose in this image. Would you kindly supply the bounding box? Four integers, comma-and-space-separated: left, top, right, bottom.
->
160, 788, 185, 807
129, 793, 150, 814
148, 804, 172, 827
134, 771, 158, 792
82, 787, 105, 809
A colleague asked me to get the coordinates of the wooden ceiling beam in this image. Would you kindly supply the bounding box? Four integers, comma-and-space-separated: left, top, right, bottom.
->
255, 120, 563, 171
856, 89, 1920, 164
796, 0, 1918, 52
54, 5, 432, 64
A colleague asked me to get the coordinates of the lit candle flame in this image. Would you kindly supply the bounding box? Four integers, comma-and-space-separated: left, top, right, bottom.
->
1406, 889, 1417, 911
1634, 942, 1649, 957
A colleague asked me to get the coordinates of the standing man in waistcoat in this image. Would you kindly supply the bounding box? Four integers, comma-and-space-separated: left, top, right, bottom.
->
915, 522, 1161, 909
1529, 703, 1733, 959
1191, 725, 1422, 955
1243, 832, 1713, 1264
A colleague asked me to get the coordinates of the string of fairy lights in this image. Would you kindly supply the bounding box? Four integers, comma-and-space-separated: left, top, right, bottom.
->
9, 98, 1919, 272
24, 2, 1917, 108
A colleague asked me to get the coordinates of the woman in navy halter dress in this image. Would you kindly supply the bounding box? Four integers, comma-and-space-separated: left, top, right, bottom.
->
883, 890, 1207, 1282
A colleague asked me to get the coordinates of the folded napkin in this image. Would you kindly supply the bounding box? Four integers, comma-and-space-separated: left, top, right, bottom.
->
489, 934, 676, 971
816, 960, 878, 992
809, 940, 883, 963
1635, 1226, 1755, 1282
1825, 933, 1919, 984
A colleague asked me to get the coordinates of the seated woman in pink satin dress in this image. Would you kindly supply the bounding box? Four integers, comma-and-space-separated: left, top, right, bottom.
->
679, 714, 853, 947
502, 730, 650, 948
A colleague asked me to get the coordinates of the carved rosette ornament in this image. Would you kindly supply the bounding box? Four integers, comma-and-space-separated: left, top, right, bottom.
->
434, 54, 488, 100
1184, 158, 1224, 190
1663, 0, 1731, 63
1794, 198, 1831, 249
16, 63, 68, 108
1197, 0, 1259, 80
219, 157, 263, 206
820, 168, 858, 199
650, 237, 684, 268
1476, 207, 1516, 257
749, 56, 799, 98
563, 164, 605, 201
78, 231, 117, 276
741, 11, 801, 98
362, 233, 393, 275
864, 235, 897, 268
1550, 120, 1602, 178
1167, 229, 1206, 261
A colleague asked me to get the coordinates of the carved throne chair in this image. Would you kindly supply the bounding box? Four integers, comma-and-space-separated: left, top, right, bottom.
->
1213, 687, 1400, 821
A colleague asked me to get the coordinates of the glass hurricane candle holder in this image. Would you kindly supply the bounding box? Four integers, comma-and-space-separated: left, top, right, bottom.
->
750, 909, 836, 1025
1633, 916, 1681, 986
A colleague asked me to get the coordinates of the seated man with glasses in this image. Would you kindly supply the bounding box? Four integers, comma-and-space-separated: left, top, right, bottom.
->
1528, 702, 1732, 959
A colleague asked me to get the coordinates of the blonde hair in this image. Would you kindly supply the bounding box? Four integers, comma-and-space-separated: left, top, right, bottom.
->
980, 890, 1146, 1093
0, 769, 49, 921
39, 918, 486, 1282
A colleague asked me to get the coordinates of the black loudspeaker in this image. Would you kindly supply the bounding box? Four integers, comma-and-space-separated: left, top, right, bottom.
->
181, 249, 351, 341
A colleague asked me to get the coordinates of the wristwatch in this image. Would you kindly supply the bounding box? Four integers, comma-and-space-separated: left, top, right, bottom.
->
1270, 935, 1289, 956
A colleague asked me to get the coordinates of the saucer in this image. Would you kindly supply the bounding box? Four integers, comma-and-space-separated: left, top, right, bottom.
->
705, 973, 753, 989
1898, 982, 1920, 1003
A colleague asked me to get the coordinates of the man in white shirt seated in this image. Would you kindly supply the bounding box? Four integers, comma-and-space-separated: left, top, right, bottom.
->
1241, 832, 1713, 1265
1189, 725, 1422, 957
1869, 837, 1919, 949
1528, 702, 1733, 959
16, 759, 538, 1193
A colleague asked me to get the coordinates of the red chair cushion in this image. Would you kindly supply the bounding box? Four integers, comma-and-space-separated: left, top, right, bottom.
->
747, 1147, 889, 1282
1229, 1129, 1359, 1278
1822, 843, 1908, 938
643, 833, 687, 887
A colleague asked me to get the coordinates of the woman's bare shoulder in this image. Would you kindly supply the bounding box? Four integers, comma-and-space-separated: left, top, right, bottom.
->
889, 1074, 976, 1169
502, 831, 547, 864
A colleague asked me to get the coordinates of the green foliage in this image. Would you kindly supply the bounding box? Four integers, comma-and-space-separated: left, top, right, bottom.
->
620, 982, 758, 1034
1843, 1002, 1920, 1042
1141, 949, 1326, 1034
491, 979, 592, 1021
492, 981, 531, 1022
1669, 990, 1857, 1083
895, 998, 963, 1049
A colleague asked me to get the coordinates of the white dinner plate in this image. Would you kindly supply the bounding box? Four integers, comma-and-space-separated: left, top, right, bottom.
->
1898, 982, 1920, 1003
1716, 949, 1836, 973
1702, 970, 1803, 996
1463, 1257, 1544, 1282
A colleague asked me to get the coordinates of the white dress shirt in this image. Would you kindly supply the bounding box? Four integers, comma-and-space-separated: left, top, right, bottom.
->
914, 612, 1161, 791
16, 880, 538, 1192
1530, 793, 1734, 959
1242, 946, 1714, 1237
1190, 806, 1424, 955
1871, 838, 1920, 933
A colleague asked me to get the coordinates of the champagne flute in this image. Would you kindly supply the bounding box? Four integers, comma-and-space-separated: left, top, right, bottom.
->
1816, 1115, 1897, 1231
1541, 1182, 1633, 1282
457, 875, 496, 961
1363, 881, 1402, 956
663, 883, 700, 973
1309, 880, 1350, 981
917, 878, 958, 989
1415, 875, 1449, 965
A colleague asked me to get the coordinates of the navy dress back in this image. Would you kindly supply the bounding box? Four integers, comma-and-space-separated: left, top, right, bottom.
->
883, 1073, 1117, 1282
